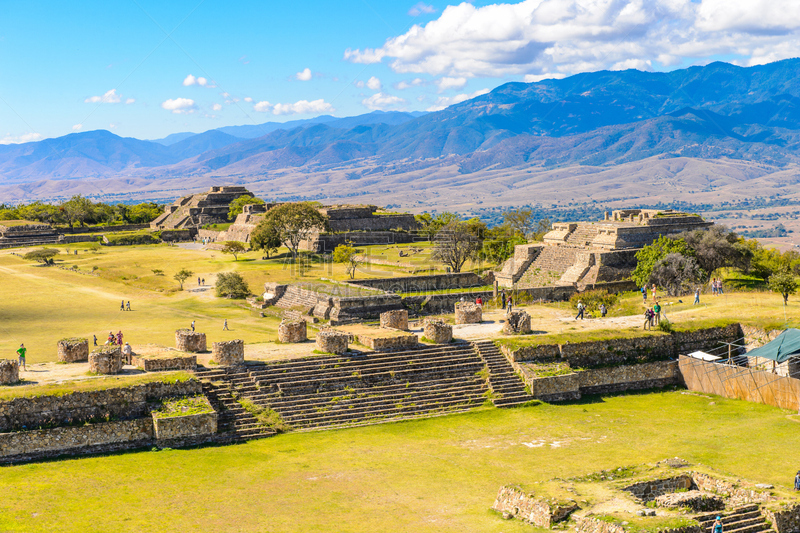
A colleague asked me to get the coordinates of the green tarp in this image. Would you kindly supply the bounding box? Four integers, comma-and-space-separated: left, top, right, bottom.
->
745, 329, 800, 363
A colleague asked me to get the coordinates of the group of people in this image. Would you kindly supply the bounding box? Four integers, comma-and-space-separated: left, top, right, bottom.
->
119, 300, 131, 311
643, 301, 662, 330
500, 290, 515, 314
92, 331, 132, 364
574, 301, 608, 320
641, 284, 659, 303
197, 277, 206, 286
710, 278, 725, 295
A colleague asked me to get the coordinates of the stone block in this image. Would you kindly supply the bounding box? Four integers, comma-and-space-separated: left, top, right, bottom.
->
0, 359, 20, 385
132, 355, 197, 372
175, 330, 207, 352
278, 319, 307, 343
153, 412, 217, 441
503, 310, 532, 335
89, 347, 124, 375
423, 318, 453, 344
380, 309, 409, 330
57, 338, 89, 363
316, 330, 349, 355
212, 340, 245, 366
455, 302, 482, 324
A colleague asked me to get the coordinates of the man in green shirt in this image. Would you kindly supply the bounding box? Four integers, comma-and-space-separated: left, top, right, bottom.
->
653, 302, 662, 326
16, 343, 26, 371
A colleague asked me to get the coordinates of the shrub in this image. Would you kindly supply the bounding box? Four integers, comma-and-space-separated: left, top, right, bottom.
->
657, 319, 674, 333
570, 290, 619, 314
216, 272, 250, 299
105, 233, 160, 246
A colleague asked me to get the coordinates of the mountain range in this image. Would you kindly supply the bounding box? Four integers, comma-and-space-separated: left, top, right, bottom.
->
3, 59, 800, 207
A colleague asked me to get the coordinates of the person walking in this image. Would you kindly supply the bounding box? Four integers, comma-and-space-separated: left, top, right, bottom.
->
122, 342, 132, 365
116, 330, 123, 346
717, 279, 724, 295
694, 288, 701, 305
120, 300, 125, 311
126, 301, 131, 311
575, 301, 585, 320
712, 517, 723, 533
191, 320, 195, 332
201, 278, 205, 286
794, 471, 800, 491
641, 286, 647, 303
711, 278, 718, 296
651, 284, 657, 302
600, 303, 607, 318
198, 277, 201, 286
16, 343, 26, 371
223, 319, 229, 331
653, 301, 661, 325
501, 290, 506, 310
643, 308, 653, 330
93, 334, 98, 347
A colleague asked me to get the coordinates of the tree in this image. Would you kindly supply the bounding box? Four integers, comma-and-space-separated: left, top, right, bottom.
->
222, 241, 247, 261
678, 225, 751, 279
431, 221, 483, 273
173, 268, 193, 290
631, 236, 695, 287
216, 272, 250, 298
228, 195, 266, 220
127, 202, 163, 224
415, 212, 460, 240
250, 218, 282, 258
649, 253, 703, 296
332, 243, 361, 279
23, 248, 58, 265
768, 270, 798, 305
261, 202, 328, 260
60, 195, 94, 228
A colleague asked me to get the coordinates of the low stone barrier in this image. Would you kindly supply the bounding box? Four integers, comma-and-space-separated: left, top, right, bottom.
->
175, 330, 207, 352
57, 338, 89, 363
423, 318, 453, 344
0, 359, 20, 385
278, 319, 307, 343
503, 310, 531, 335
89, 347, 124, 375
492, 485, 577, 527
455, 302, 482, 324
212, 340, 245, 366
655, 490, 724, 511
380, 309, 408, 330
132, 355, 197, 372
357, 332, 419, 351
763, 504, 800, 533
623, 475, 694, 501
316, 330, 349, 354
153, 412, 217, 441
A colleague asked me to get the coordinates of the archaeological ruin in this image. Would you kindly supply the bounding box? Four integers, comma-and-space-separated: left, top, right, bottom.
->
151, 186, 255, 230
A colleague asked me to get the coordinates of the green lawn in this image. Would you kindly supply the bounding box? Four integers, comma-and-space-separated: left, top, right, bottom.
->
0, 390, 797, 532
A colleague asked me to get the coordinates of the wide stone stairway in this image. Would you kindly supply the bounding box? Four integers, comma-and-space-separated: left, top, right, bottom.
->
200, 378, 278, 442
473, 340, 536, 407
516, 246, 579, 288
697, 505, 771, 533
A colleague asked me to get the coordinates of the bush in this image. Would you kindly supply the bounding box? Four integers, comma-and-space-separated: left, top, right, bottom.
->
216, 272, 250, 299
569, 290, 619, 314
105, 233, 160, 246
657, 319, 674, 333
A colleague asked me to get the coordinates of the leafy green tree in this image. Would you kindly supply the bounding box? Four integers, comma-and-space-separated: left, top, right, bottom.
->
222, 240, 247, 261
768, 270, 798, 305
127, 202, 163, 224
228, 195, 266, 220
60, 195, 94, 228
432, 221, 483, 273
261, 202, 328, 260
18, 202, 60, 224
649, 253, 703, 296
631, 236, 695, 287
250, 218, 282, 258
415, 212, 460, 240
216, 272, 251, 298
481, 227, 526, 265
23, 248, 58, 265
678, 225, 751, 279
332, 243, 361, 279
173, 268, 193, 290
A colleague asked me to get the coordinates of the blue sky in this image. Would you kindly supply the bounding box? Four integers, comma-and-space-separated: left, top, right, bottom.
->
2, 0, 798, 143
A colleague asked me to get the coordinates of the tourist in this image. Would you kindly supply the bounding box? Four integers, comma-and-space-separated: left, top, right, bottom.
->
198, 277, 201, 286
717, 279, 724, 295
120, 299, 125, 311
712, 517, 723, 533
575, 301, 585, 320
191, 320, 195, 332
122, 342, 132, 365
126, 301, 131, 311
643, 308, 653, 330
600, 303, 607, 318
201, 278, 205, 286
476, 296, 483, 306
711, 278, 718, 296
694, 288, 701, 305
794, 471, 800, 491
641, 286, 647, 303
501, 290, 507, 309
93, 334, 97, 347
16, 343, 26, 371
223, 319, 229, 331
653, 301, 661, 325
116, 330, 123, 346
107, 331, 115, 345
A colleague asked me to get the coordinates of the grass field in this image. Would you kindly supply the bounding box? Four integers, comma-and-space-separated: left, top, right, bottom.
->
0, 389, 798, 532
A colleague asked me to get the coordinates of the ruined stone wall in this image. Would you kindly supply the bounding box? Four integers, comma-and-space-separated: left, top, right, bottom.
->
348, 272, 485, 293
132, 355, 197, 372
327, 214, 418, 232
575, 517, 627, 533
380, 309, 408, 330
0, 379, 201, 432
0, 359, 19, 385
492, 485, 575, 528
212, 340, 245, 366
301, 230, 417, 252
57, 338, 89, 363
623, 475, 694, 501
153, 412, 217, 441
89, 346, 124, 374
560, 335, 677, 369
423, 319, 453, 344
502, 343, 561, 363
763, 504, 800, 533
455, 302, 482, 324
316, 330, 349, 354
356, 332, 419, 351
278, 320, 307, 343
176, 330, 207, 352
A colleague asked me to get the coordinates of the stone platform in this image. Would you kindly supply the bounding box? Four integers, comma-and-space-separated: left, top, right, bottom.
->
335, 324, 419, 351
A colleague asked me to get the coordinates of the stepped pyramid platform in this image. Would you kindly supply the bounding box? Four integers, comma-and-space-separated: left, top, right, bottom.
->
151, 186, 255, 230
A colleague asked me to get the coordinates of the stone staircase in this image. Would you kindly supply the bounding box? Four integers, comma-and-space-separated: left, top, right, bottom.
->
697, 505, 771, 533
473, 340, 536, 407
195, 343, 490, 433
516, 246, 579, 288
198, 371, 277, 442
275, 286, 325, 313
564, 224, 599, 247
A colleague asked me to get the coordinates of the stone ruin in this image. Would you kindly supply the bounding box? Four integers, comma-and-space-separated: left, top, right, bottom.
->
493, 485, 578, 528
212, 340, 245, 366
496, 208, 713, 289
278, 319, 308, 343
380, 309, 408, 330
503, 310, 532, 335
0, 359, 20, 384
89, 346, 124, 375
176, 330, 207, 353
57, 338, 89, 363
423, 318, 453, 344
455, 302, 482, 324
0, 222, 61, 248
151, 186, 255, 230
219, 203, 269, 242
316, 330, 349, 355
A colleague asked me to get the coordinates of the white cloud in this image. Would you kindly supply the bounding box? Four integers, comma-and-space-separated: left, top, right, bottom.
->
212, 103, 223, 111
426, 88, 489, 111
161, 98, 197, 114
367, 76, 382, 90
183, 74, 196, 86
108, 123, 117, 130
344, 0, 800, 80
84, 89, 122, 104
0, 132, 43, 145
409, 2, 437, 16
362, 92, 406, 110
244, 97, 253, 102
296, 68, 313, 81
125, 98, 135, 105
183, 74, 215, 87
253, 99, 334, 115
396, 77, 425, 89
436, 76, 467, 91
72, 124, 83, 131
523, 73, 566, 83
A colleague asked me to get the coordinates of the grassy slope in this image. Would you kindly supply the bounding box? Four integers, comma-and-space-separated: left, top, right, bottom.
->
0, 391, 797, 532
